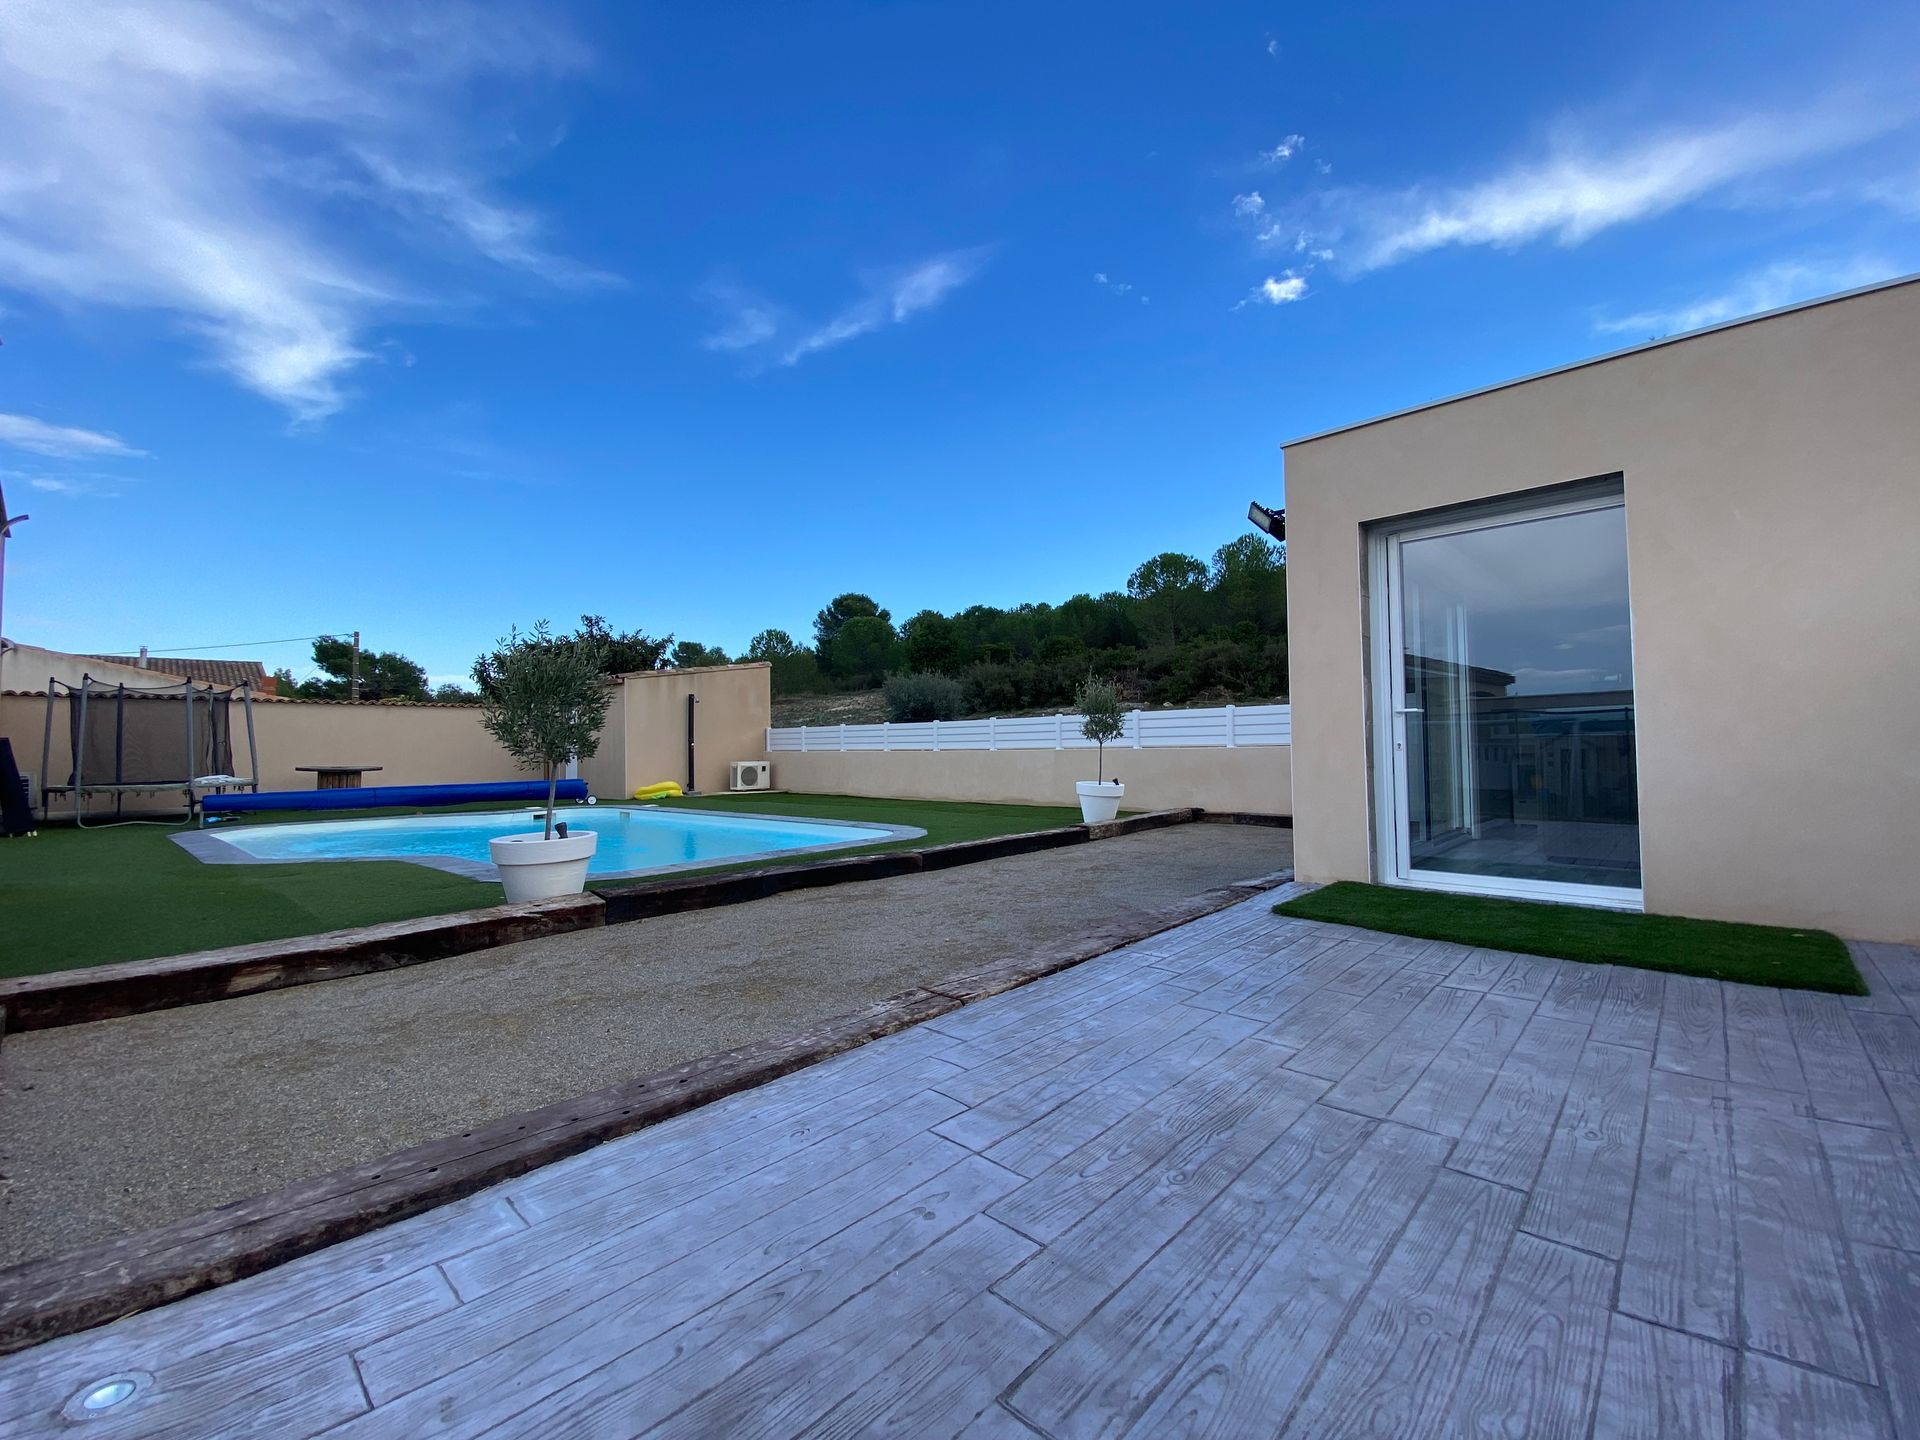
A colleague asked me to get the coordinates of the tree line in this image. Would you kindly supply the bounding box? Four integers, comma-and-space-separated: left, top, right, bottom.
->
750, 533, 1287, 717
271, 618, 728, 704
270, 532, 1286, 717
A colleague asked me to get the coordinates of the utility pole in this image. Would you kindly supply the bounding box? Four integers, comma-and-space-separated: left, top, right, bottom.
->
350, 630, 361, 701
0, 489, 27, 696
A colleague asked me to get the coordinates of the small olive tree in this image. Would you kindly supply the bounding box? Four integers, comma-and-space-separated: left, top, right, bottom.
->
478, 623, 616, 839
1075, 674, 1127, 784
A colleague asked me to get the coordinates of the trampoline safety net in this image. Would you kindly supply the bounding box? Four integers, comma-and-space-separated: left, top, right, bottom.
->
41, 674, 259, 824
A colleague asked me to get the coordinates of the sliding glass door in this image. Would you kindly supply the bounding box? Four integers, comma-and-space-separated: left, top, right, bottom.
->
1370, 487, 1642, 907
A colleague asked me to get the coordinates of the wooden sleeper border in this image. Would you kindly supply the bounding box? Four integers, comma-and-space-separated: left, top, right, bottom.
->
0, 868, 1289, 1355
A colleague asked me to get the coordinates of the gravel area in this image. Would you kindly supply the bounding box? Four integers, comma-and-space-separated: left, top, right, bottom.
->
0, 823, 1288, 1266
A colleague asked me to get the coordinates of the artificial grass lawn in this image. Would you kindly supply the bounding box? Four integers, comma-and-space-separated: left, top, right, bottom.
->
0, 794, 1086, 977
0, 822, 501, 979
1275, 881, 1864, 995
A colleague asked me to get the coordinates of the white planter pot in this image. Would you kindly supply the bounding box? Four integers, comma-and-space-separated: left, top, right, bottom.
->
1076, 780, 1125, 825
489, 830, 598, 902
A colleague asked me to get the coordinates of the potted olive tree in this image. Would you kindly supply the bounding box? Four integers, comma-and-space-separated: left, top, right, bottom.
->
479, 623, 615, 901
1074, 675, 1128, 823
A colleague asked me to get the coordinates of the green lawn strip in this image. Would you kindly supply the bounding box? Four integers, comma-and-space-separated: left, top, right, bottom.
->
1274, 881, 1863, 995
589, 792, 1087, 890
0, 823, 499, 979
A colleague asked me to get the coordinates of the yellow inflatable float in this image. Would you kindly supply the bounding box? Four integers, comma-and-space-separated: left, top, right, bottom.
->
631, 781, 684, 801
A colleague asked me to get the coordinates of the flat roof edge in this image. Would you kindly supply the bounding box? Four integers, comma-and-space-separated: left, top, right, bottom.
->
1281, 271, 1920, 450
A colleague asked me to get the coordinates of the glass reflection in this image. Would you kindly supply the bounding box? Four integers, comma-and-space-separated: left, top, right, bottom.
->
1399, 502, 1639, 890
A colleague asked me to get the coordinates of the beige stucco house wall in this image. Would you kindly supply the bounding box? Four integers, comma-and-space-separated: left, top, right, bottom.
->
1284, 276, 1920, 943
772, 745, 1291, 815
581, 662, 772, 798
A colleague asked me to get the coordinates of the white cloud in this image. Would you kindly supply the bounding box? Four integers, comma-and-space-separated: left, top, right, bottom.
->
1595, 256, 1904, 337
1261, 135, 1305, 164
703, 251, 988, 369
1236, 272, 1309, 309
0, 413, 145, 459
0, 1, 600, 420
1265, 38, 1279, 58
1232, 191, 1267, 217
1319, 99, 1911, 272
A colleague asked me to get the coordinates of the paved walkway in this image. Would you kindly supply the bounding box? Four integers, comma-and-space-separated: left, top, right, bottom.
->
3, 889, 1919, 1437
0, 823, 1288, 1265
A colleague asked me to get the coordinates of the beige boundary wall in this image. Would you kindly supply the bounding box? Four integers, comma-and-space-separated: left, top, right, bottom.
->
0, 691, 525, 814
1284, 277, 1920, 944
578, 662, 772, 800
772, 745, 1291, 815
6, 661, 776, 814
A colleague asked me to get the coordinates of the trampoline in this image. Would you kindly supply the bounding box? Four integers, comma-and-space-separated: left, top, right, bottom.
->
40, 674, 259, 826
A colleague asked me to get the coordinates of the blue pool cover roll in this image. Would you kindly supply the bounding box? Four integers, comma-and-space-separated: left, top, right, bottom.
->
203, 779, 591, 816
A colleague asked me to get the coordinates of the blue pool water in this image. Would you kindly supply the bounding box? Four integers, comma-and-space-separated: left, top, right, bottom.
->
199, 806, 912, 879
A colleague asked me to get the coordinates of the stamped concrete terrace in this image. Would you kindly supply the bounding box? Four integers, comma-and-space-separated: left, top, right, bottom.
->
3, 885, 1919, 1437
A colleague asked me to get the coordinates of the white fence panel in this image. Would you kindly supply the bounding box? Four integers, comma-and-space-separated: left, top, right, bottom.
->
939, 719, 994, 750
993, 716, 1061, 750
767, 702, 1290, 754
886, 722, 936, 751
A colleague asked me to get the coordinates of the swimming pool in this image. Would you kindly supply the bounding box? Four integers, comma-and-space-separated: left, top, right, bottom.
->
177, 806, 925, 881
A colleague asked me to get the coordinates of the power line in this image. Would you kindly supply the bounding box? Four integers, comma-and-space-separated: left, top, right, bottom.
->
92, 631, 355, 656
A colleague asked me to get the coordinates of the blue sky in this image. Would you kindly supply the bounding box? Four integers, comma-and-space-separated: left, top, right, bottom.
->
2, 0, 1916, 686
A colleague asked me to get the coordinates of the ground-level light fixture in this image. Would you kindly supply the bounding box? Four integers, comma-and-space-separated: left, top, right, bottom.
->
1247, 501, 1284, 540
64, 1371, 152, 1420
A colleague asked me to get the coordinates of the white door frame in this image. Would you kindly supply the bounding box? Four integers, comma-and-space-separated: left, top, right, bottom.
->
1367, 486, 1643, 911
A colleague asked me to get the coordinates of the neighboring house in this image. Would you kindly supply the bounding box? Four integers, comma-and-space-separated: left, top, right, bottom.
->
1280, 272, 1920, 945
0, 644, 275, 696
78, 653, 274, 694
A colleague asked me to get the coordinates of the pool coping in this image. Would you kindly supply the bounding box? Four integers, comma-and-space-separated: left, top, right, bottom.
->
170, 805, 929, 882
1, 809, 1222, 1032
0, 866, 1296, 1356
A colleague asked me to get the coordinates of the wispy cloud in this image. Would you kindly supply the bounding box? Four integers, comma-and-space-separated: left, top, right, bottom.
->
1302, 97, 1913, 273
1594, 256, 1904, 337
702, 251, 988, 369
1260, 135, 1305, 165
1232, 192, 1267, 217
0, 413, 145, 460
23, 474, 118, 498
1094, 271, 1148, 304
0, 1, 601, 420
698, 284, 784, 353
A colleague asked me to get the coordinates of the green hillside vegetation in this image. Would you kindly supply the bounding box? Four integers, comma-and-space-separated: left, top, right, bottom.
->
753, 533, 1288, 720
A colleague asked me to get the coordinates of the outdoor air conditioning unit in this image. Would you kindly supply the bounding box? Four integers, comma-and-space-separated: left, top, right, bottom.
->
729, 760, 772, 792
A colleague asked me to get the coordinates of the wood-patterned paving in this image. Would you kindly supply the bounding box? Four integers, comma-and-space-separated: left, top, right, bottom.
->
3, 889, 1918, 1438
